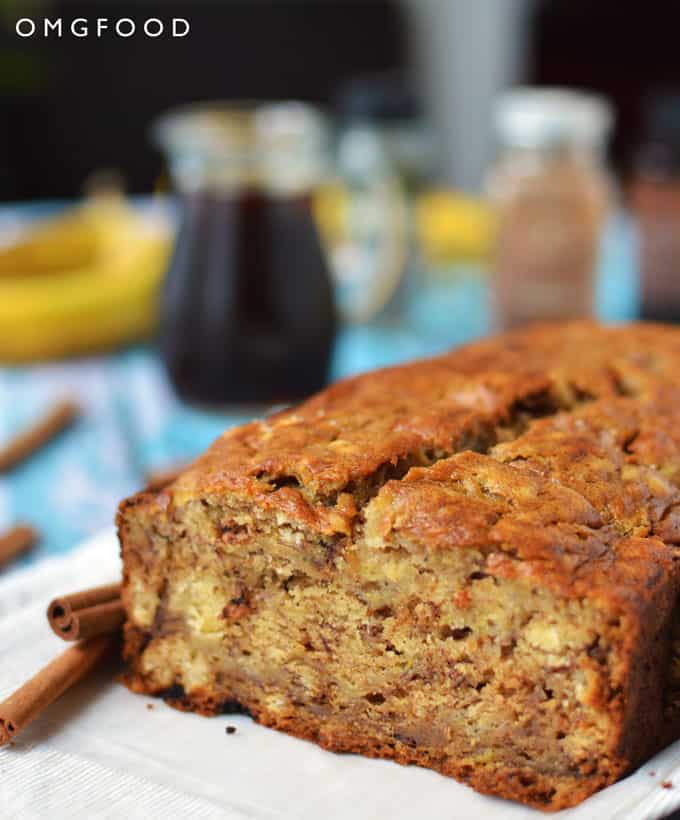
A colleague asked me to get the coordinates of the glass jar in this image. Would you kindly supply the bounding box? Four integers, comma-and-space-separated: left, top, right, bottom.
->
335, 76, 431, 326
153, 101, 337, 407
631, 92, 680, 322
487, 88, 613, 330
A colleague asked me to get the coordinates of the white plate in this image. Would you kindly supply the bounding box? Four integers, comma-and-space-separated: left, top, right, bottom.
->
1, 529, 679, 820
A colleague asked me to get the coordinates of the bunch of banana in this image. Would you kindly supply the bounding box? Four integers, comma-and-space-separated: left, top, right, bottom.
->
0, 195, 172, 363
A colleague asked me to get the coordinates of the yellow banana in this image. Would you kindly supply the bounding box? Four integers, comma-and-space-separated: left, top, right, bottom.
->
415, 190, 494, 267
0, 198, 171, 362
0, 211, 100, 277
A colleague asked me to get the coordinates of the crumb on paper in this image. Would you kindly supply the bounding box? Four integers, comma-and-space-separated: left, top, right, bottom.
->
661, 780, 673, 789
146, 703, 154, 710
649, 771, 656, 776
225, 725, 236, 734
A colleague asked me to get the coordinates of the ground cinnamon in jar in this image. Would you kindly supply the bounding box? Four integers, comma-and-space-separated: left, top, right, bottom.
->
631, 92, 680, 322
487, 89, 613, 330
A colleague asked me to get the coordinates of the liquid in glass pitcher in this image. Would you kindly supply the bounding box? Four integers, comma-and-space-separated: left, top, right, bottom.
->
153, 102, 338, 407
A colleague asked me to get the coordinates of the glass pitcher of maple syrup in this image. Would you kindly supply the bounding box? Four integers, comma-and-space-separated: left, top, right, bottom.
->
153, 102, 346, 408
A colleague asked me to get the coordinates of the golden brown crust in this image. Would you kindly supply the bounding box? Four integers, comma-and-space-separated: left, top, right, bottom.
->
117, 321, 680, 811
164, 321, 680, 523
368, 450, 677, 607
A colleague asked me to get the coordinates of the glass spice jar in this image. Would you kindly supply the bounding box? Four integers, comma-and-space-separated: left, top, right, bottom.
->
487, 88, 613, 330
631, 92, 680, 322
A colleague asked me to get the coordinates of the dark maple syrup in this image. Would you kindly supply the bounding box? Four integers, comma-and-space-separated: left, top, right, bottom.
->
159, 188, 336, 406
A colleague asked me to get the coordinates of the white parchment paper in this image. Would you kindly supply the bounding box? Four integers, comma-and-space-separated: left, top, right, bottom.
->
1, 529, 679, 820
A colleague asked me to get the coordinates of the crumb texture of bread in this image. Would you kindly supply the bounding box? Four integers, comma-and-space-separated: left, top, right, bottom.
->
118, 321, 680, 811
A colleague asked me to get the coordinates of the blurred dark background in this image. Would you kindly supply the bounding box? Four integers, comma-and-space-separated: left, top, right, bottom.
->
532, 0, 680, 175
2, 0, 680, 201
0, 0, 408, 199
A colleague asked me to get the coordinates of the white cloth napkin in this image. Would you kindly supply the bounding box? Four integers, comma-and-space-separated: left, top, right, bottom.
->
1, 530, 680, 820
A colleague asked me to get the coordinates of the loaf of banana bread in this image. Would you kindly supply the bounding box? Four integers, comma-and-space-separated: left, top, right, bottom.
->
118, 322, 680, 811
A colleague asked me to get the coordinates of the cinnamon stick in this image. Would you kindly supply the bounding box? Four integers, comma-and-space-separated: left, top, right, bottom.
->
0, 399, 80, 473
0, 524, 38, 569
47, 582, 123, 642
0, 634, 115, 746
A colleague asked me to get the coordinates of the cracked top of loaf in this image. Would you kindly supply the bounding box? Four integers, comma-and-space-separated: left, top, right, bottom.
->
163, 321, 680, 538
117, 319, 680, 638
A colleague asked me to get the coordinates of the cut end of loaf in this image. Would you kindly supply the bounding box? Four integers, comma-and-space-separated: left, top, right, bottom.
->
119, 479, 676, 810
